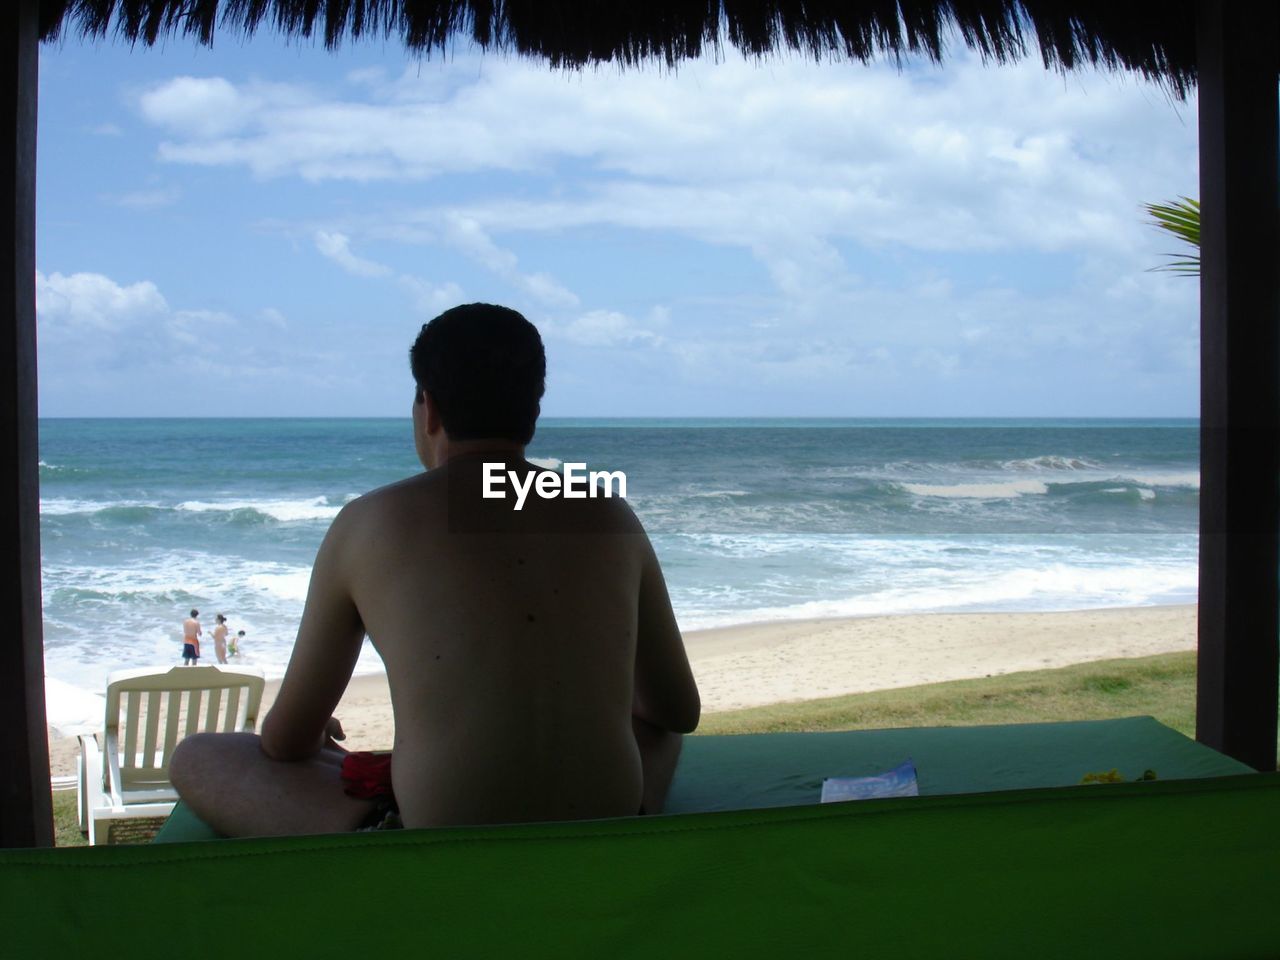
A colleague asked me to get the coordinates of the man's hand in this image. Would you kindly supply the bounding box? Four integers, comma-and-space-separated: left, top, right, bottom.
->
323, 716, 348, 754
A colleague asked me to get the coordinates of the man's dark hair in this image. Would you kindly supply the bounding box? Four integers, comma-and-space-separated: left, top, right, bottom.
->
190, 609, 199, 618
410, 303, 546, 445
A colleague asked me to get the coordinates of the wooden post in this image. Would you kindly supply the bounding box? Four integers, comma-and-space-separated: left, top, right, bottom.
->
1195, 0, 1280, 771
0, 0, 52, 847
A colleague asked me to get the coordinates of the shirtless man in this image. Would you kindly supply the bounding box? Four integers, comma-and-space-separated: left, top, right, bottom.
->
171, 303, 700, 836
181, 609, 201, 665
212, 614, 229, 664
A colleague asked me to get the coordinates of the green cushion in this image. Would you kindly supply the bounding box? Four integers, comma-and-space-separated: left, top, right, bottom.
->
153, 716, 1252, 842
4, 772, 1278, 958
672, 715, 1251, 809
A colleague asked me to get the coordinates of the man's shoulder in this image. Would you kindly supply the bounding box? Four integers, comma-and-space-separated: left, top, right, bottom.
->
342, 473, 436, 513
540, 489, 649, 543
590, 490, 645, 534
329, 474, 441, 545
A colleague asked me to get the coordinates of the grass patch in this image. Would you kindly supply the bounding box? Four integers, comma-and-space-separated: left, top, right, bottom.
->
696, 652, 1200, 737
52, 790, 87, 847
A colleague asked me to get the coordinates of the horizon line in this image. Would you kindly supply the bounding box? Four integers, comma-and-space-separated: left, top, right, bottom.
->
37, 414, 1202, 421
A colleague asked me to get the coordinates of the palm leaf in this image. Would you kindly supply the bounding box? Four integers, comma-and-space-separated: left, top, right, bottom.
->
1144, 196, 1200, 275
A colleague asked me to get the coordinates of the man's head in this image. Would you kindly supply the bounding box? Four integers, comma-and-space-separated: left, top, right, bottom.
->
409, 304, 546, 464
190, 609, 199, 618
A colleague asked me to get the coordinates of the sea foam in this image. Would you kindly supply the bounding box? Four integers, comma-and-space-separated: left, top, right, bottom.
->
1002, 455, 1104, 472
902, 479, 1050, 499
1117, 471, 1200, 489
678, 557, 1198, 630
246, 569, 313, 603
177, 497, 342, 522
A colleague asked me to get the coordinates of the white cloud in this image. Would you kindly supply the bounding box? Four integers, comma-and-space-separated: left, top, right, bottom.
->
398, 275, 464, 315
135, 54, 1195, 260
313, 229, 468, 317
129, 51, 1196, 351
314, 231, 393, 277
542, 309, 665, 348
138, 76, 262, 139
34, 268, 371, 415
36, 271, 168, 333
442, 214, 579, 307
100, 48, 1201, 414
36, 272, 240, 355
259, 307, 288, 329
346, 67, 388, 87
319, 211, 579, 308
169, 308, 237, 347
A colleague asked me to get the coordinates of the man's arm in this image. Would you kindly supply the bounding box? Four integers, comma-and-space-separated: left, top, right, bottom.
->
633, 534, 700, 734
629, 530, 699, 814
260, 504, 367, 761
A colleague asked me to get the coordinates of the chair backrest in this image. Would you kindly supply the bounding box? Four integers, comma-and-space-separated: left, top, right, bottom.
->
102, 665, 266, 792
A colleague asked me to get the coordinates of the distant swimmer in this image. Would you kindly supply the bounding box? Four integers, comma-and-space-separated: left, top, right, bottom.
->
182, 609, 202, 665
212, 614, 229, 664
229, 630, 245, 659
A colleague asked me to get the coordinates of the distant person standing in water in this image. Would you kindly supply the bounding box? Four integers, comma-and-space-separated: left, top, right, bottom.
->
229, 630, 244, 659
212, 614, 230, 664
182, 609, 202, 665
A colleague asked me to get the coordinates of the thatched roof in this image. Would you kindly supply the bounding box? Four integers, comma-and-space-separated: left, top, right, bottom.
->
37, 1, 1223, 96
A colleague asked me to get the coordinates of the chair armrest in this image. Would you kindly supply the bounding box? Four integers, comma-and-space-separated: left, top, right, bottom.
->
77, 734, 103, 835
102, 731, 125, 808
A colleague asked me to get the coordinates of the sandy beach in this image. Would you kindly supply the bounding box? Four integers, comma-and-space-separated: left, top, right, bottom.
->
48, 604, 1196, 778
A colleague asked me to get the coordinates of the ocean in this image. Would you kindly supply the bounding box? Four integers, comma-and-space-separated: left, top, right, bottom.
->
39, 418, 1199, 721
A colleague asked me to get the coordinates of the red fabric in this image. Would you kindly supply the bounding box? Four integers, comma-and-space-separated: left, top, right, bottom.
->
340, 751, 394, 799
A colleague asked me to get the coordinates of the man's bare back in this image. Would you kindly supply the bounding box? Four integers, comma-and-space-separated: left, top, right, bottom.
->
171, 304, 699, 836
284, 456, 690, 826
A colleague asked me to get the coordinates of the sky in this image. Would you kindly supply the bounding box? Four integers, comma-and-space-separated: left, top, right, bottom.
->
34, 27, 1201, 418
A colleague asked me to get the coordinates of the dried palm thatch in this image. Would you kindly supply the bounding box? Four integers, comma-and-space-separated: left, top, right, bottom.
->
36, 1, 1230, 97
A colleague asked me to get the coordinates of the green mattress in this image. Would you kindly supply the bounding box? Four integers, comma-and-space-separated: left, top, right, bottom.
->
2, 717, 1275, 958
153, 715, 1251, 842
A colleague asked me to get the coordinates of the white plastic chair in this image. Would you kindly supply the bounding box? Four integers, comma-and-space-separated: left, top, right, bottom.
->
77, 665, 266, 844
